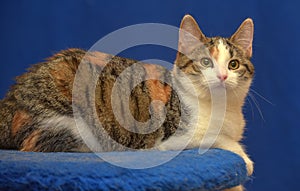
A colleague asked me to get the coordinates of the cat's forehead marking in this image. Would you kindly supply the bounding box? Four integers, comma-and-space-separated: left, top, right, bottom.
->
209, 46, 219, 61
211, 39, 231, 66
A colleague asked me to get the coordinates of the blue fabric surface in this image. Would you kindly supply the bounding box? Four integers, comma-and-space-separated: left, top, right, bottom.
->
0, 149, 247, 191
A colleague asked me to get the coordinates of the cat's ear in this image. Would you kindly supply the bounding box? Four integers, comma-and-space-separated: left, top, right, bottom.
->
178, 15, 207, 55
230, 18, 254, 58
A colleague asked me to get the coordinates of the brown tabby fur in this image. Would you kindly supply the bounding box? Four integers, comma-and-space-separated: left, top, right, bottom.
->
0, 48, 182, 151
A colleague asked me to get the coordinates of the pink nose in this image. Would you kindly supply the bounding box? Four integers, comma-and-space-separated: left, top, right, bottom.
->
217, 75, 228, 81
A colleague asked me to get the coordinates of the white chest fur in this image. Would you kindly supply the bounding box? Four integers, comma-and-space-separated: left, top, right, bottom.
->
157, 89, 245, 151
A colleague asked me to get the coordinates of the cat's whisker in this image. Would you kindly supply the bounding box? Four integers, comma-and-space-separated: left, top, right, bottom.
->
246, 96, 255, 120
248, 92, 265, 122
231, 88, 254, 119
231, 88, 239, 100
250, 88, 274, 106
231, 85, 263, 121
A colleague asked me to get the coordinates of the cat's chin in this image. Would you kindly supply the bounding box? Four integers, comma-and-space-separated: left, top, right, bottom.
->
209, 82, 227, 89
200, 81, 227, 92
196, 81, 241, 101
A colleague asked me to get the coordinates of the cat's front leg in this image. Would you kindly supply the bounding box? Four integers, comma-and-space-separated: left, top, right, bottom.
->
155, 136, 186, 151
155, 130, 194, 151
214, 137, 254, 176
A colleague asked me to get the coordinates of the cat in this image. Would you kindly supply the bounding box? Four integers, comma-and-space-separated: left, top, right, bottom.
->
0, 15, 254, 179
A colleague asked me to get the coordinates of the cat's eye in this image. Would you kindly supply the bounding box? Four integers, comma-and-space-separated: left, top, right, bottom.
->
200, 57, 213, 67
228, 60, 240, 70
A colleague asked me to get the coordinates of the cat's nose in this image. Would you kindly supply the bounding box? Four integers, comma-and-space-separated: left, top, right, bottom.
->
217, 74, 228, 81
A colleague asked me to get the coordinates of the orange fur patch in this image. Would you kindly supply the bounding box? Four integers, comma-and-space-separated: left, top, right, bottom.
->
21, 130, 41, 151
143, 64, 171, 104
11, 110, 31, 137
84, 51, 113, 67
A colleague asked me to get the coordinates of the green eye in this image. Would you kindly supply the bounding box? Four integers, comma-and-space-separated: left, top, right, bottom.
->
228, 59, 240, 70
200, 57, 213, 67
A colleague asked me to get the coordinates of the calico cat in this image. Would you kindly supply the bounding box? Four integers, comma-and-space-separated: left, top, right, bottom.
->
0, 15, 254, 178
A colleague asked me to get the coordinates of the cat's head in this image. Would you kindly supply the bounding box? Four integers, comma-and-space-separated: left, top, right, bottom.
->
174, 15, 254, 101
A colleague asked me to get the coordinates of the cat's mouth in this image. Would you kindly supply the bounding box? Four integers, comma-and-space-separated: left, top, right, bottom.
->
204, 79, 227, 89
202, 79, 239, 94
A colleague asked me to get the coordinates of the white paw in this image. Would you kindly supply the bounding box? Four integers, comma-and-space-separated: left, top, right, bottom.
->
243, 156, 254, 176
223, 185, 244, 191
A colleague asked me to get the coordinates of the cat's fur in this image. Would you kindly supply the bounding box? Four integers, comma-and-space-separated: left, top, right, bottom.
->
0, 15, 254, 179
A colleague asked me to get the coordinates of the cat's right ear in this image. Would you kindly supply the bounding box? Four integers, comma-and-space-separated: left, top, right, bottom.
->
178, 15, 207, 55
230, 18, 254, 58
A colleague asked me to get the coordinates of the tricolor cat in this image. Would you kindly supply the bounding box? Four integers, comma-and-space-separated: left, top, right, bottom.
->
0, 15, 254, 189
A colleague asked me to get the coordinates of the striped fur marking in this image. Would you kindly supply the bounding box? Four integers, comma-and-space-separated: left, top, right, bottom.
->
49, 61, 77, 101
215, 39, 231, 65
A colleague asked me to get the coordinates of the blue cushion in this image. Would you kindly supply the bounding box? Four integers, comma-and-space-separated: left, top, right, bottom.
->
0, 149, 248, 191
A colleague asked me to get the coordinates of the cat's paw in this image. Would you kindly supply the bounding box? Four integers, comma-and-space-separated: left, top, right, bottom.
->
223, 185, 244, 191
243, 155, 254, 176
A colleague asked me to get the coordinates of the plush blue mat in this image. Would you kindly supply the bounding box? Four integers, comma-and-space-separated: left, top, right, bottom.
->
0, 149, 248, 191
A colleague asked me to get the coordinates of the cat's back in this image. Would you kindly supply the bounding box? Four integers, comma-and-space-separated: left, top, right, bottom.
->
0, 48, 180, 151
4, 48, 86, 112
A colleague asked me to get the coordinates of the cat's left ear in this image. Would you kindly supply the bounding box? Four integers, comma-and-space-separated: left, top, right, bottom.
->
230, 18, 254, 58
178, 15, 207, 55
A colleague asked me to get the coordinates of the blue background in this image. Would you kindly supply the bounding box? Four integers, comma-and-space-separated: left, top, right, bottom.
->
0, 0, 299, 190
